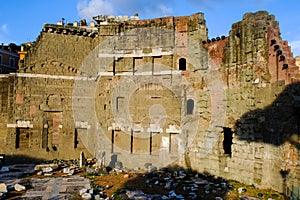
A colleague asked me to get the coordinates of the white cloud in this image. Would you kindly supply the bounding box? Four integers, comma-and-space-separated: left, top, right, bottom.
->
77, 0, 114, 20
290, 40, 300, 56
158, 4, 173, 16
1, 24, 8, 34
77, 0, 174, 20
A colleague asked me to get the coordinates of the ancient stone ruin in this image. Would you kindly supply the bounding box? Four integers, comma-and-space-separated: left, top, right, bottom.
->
0, 10, 299, 194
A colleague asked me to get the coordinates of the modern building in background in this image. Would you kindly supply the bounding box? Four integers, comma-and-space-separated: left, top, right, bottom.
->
0, 44, 20, 74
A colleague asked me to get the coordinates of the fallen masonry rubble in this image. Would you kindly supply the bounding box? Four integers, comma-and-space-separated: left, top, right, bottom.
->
0, 159, 287, 199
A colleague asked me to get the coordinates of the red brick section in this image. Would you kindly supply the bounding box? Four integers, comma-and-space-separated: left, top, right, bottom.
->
130, 13, 202, 31
16, 93, 23, 104
204, 37, 229, 68
267, 28, 298, 84
174, 16, 189, 32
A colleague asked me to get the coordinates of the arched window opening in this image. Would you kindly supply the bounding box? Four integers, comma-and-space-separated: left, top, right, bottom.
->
179, 58, 186, 71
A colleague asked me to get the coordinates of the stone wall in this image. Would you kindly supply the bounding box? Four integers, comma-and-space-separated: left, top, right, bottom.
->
199, 11, 300, 192
0, 11, 299, 193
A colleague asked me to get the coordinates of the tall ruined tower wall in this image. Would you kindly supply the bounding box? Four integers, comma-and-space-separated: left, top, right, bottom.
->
200, 11, 299, 192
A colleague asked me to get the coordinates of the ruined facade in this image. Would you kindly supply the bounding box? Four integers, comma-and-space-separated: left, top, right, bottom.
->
0, 10, 299, 193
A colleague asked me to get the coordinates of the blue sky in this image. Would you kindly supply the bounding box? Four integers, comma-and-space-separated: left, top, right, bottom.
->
1, 0, 300, 56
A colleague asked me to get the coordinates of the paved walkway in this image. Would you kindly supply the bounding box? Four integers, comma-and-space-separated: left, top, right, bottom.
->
21, 176, 91, 200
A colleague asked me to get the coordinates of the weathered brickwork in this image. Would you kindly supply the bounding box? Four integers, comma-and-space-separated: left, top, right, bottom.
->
0, 11, 299, 193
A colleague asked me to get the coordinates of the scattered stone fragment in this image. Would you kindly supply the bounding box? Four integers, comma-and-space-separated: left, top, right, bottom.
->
115, 161, 123, 170
178, 171, 186, 179
126, 190, 147, 199
37, 171, 43, 175
94, 194, 101, 200
189, 192, 198, 199
144, 163, 152, 170
204, 183, 211, 191
63, 167, 76, 175
147, 165, 157, 172
68, 169, 75, 175
14, 183, 26, 191
81, 192, 92, 199
94, 194, 106, 200
6, 184, 14, 192
238, 187, 247, 193
169, 190, 176, 198
0, 192, 6, 199
0, 183, 7, 193
0, 166, 9, 173
79, 188, 88, 195
34, 164, 58, 171
221, 182, 227, 187
42, 166, 53, 173
123, 174, 130, 178
194, 178, 209, 185
164, 181, 172, 189
86, 167, 96, 174
257, 193, 263, 197
63, 167, 70, 174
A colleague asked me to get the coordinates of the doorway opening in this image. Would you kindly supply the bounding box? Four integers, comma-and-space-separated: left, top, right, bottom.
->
223, 127, 233, 156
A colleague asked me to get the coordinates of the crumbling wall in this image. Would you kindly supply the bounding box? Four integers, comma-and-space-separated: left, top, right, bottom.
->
194, 11, 300, 192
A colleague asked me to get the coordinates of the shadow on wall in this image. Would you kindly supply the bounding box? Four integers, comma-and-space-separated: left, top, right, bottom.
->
235, 82, 300, 149
3, 155, 46, 165
234, 82, 300, 195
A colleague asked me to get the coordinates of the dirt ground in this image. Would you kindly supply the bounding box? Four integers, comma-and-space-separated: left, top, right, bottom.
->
86, 170, 288, 200
3, 168, 288, 200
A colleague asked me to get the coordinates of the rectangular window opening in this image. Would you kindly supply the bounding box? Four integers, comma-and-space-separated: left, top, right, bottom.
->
130, 129, 133, 154
111, 130, 115, 153
15, 128, 20, 149
149, 132, 152, 155
223, 127, 233, 156
74, 128, 78, 148
9, 58, 15, 67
